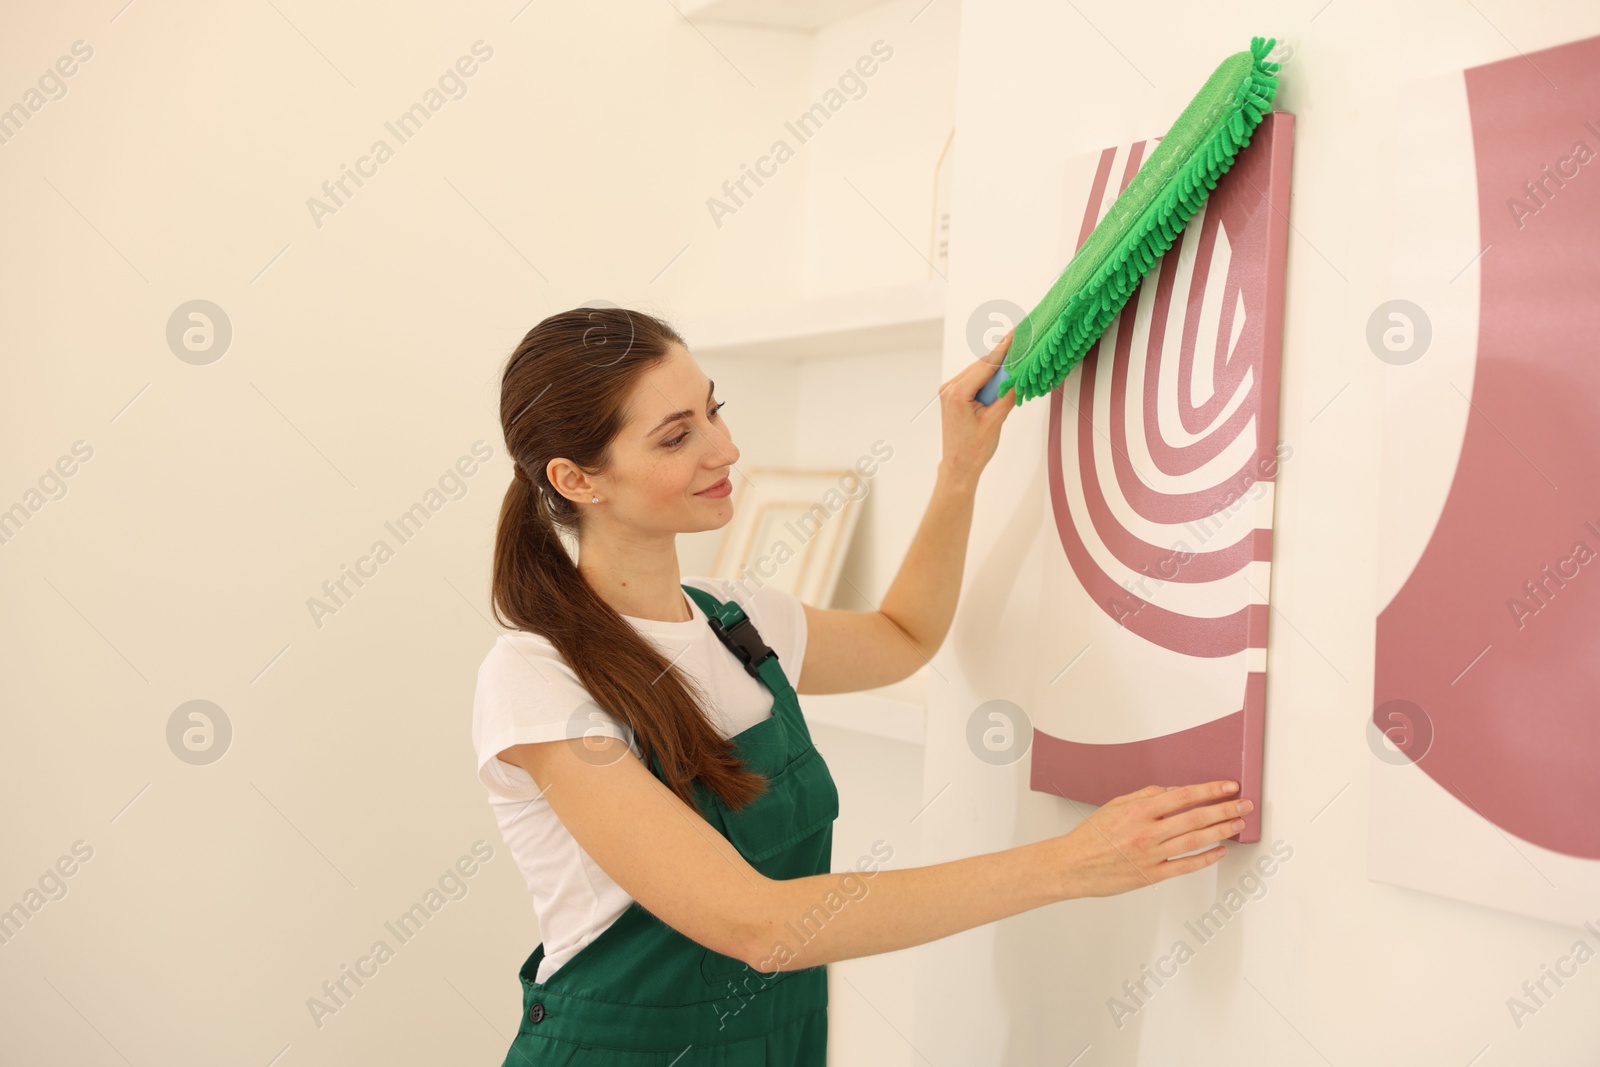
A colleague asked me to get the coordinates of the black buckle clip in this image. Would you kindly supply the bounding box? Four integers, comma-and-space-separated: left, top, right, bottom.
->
706, 614, 775, 680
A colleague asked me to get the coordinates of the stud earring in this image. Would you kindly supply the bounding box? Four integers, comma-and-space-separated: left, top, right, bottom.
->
591, 495, 599, 503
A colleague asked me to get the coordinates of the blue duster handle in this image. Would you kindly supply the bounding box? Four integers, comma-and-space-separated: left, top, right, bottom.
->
975, 364, 1012, 407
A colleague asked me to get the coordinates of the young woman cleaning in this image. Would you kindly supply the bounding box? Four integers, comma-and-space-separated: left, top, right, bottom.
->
472, 306, 1246, 1065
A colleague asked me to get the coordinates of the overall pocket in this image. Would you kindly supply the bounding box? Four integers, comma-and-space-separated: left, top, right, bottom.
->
720, 746, 839, 868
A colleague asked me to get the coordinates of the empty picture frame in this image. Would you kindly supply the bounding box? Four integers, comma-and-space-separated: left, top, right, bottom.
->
1026, 111, 1296, 844
709, 467, 865, 608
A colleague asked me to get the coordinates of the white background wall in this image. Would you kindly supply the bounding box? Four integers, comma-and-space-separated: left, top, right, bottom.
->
2, 0, 1598, 1064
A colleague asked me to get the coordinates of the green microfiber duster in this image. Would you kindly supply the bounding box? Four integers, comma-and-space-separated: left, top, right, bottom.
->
977, 36, 1282, 406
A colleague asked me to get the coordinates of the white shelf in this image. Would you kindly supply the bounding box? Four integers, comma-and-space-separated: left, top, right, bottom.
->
679, 279, 946, 363
680, 0, 895, 31
800, 668, 929, 745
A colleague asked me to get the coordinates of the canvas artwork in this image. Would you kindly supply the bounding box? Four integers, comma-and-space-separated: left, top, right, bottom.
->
1025, 111, 1296, 845
1370, 34, 1600, 928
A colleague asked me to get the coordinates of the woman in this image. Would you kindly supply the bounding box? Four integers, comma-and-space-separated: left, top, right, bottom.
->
472, 306, 1247, 1065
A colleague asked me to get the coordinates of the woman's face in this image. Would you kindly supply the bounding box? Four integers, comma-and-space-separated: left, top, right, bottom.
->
554, 342, 739, 538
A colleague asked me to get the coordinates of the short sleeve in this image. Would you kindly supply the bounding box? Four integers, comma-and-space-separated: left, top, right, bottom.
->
695, 577, 810, 691
471, 633, 637, 800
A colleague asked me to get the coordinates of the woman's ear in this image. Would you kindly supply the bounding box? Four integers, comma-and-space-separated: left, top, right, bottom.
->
546, 458, 594, 506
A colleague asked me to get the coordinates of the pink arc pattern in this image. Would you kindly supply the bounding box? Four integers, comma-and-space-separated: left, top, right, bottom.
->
1373, 35, 1600, 860
1030, 112, 1295, 841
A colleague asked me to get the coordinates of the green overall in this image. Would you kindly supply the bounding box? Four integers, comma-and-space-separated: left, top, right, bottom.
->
501, 584, 839, 1066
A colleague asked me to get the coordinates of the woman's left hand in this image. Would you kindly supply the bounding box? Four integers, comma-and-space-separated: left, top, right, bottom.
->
936, 328, 1017, 489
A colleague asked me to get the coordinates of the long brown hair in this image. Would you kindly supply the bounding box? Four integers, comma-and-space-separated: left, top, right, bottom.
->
490, 306, 768, 812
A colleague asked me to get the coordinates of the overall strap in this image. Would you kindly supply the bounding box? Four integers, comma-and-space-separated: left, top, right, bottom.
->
681, 584, 799, 712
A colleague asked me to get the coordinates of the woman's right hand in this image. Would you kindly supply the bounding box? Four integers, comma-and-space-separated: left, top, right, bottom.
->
1053, 781, 1251, 899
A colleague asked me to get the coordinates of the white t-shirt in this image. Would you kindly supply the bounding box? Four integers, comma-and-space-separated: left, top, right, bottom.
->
471, 575, 809, 984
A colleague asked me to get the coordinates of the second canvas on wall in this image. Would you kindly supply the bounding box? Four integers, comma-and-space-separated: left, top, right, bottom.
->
1371, 32, 1600, 930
